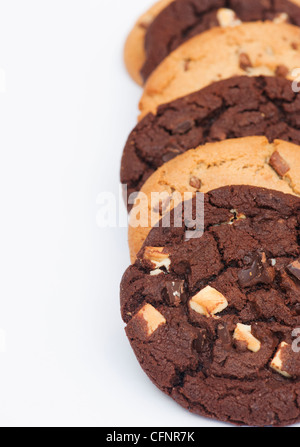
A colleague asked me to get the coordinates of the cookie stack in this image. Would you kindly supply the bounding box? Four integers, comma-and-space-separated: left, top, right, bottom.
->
119, 0, 300, 427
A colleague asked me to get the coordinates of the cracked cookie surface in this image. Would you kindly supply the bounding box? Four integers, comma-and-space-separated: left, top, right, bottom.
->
140, 0, 300, 82
121, 185, 300, 426
138, 22, 300, 119
128, 137, 300, 262
121, 76, 300, 206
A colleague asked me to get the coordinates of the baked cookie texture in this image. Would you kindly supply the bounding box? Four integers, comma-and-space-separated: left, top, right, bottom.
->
139, 21, 300, 118
128, 137, 300, 263
121, 185, 300, 426
121, 76, 300, 205
141, 0, 300, 82
124, 0, 174, 85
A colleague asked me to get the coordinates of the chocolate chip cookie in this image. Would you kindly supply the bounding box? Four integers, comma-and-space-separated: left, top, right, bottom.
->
121, 185, 300, 426
139, 0, 300, 82
138, 21, 300, 118
128, 137, 300, 262
121, 76, 300, 207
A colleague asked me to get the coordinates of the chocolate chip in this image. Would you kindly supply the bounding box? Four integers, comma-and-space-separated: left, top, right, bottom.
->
275, 65, 289, 78
294, 303, 300, 315
238, 251, 276, 288
291, 42, 299, 50
153, 195, 172, 216
174, 120, 194, 135
278, 269, 300, 308
189, 176, 202, 190
163, 280, 186, 306
184, 59, 191, 71
193, 329, 207, 353
287, 259, 300, 282
269, 151, 290, 177
217, 323, 231, 351
239, 53, 252, 71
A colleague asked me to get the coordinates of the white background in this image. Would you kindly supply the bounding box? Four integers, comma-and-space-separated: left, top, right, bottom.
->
0, 0, 275, 428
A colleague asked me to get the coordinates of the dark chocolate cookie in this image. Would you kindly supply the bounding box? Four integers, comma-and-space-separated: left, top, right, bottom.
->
121, 185, 300, 426
121, 76, 300, 210
141, 0, 300, 81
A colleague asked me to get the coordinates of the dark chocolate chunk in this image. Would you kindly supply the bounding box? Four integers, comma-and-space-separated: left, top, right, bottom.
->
174, 120, 194, 134
295, 303, 300, 315
279, 269, 300, 306
164, 280, 186, 306
193, 329, 208, 353
287, 259, 300, 281
269, 151, 290, 177
189, 176, 202, 190
217, 323, 231, 351
239, 53, 252, 71
238, 251, 275, 288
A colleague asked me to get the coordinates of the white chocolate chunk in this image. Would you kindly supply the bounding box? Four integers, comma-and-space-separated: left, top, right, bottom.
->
189, 286, 228, 318
137, 304, 166, 337
245, 66, 276, 76
270, 342, 292, 378
233, 323, 261, 353
150, 268, 164, 276
217, 8, 242, 28
273, 12, 288, 24
144, 247, 171, 271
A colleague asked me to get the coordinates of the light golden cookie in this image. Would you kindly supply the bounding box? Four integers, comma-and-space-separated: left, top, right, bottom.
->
128, 137, 300, 262
139, 22, 300, 118
124, 0, 174, 85
125, 0, 300, 84
138, 0, 300, 82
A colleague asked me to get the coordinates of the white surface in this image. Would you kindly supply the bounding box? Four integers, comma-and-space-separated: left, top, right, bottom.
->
0, 0, 275, 428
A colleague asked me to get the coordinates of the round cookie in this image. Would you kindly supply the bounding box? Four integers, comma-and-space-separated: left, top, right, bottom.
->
121, 185, 300, 427
140, 0, 300, 82
121, 76, 300, 205
124, 0, 174, 85
128, 137, 300, 263
138, 21, 300, 119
